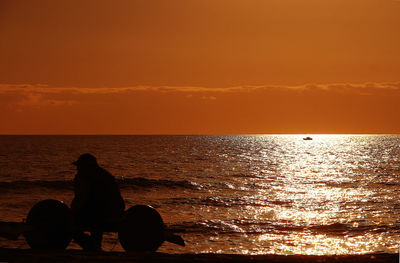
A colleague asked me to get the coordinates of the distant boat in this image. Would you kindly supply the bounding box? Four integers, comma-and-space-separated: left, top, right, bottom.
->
303, 137, 313, 140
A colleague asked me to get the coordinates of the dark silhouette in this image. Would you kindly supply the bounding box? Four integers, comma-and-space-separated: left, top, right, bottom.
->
71, 153, 125, 251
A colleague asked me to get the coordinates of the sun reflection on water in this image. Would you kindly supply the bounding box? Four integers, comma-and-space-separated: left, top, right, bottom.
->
237, 134, 400, 255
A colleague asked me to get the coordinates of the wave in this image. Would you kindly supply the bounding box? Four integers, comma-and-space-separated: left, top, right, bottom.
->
0, 180, 74, 190
0, 177, 201, 191
167, 220, 400, 236
318, 180, 400, 189
119, 177, 200, 190
166, 196, 293, 208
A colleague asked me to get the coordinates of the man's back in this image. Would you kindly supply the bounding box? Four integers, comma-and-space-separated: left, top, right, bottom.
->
72, 166, 125, 227
71, 154, 125, 230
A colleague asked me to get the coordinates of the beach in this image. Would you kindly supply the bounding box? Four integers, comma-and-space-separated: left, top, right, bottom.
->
0, 248, 397, 263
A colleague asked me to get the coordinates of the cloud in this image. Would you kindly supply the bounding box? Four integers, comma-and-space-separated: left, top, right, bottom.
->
1, 82, 399, 134
0, 84, 77, 108
0, 82, 399, 107
201, 95, 217, 100
16, 93, 76, 107
121, 82, 400, 94
0, 82, 400, 97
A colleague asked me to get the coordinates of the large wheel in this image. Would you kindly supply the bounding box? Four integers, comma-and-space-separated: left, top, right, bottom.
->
118, 205, 165, 251
23, 199, 73, 249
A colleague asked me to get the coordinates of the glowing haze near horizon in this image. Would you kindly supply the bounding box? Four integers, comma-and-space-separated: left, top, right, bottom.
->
0, 0, 399, 134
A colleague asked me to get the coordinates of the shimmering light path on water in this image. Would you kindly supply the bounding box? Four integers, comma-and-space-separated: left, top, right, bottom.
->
0, 135, 399, 254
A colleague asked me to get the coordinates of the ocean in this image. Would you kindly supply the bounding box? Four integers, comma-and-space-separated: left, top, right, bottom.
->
0, 135, 399, 255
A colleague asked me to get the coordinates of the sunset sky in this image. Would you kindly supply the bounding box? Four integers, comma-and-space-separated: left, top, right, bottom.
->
0, 0, 399, 134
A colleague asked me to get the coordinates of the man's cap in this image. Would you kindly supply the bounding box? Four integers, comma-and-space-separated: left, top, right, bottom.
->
72, 153, 98, 167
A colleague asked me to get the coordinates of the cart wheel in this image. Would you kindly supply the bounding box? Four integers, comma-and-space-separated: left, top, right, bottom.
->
23, 199, 73, 249
118, 205, 164, 251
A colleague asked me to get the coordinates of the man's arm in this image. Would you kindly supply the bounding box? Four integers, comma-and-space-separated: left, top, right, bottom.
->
71, 175, 91, 214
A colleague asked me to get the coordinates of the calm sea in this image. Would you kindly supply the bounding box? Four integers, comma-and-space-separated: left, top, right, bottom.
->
0, 135, 399, 254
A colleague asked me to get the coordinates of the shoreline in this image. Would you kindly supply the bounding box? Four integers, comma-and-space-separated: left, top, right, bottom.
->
0, 248, 397, 263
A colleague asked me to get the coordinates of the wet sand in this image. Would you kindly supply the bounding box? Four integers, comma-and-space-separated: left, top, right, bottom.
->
0, 248, 397, 263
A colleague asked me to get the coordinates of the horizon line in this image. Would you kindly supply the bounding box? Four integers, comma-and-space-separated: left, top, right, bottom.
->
0, 133, 399, 136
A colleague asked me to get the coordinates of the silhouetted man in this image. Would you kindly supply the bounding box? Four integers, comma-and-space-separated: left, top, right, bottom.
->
71, 153, 125, 251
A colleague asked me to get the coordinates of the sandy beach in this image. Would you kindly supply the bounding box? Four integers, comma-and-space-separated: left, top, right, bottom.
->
0, 248, 397, 263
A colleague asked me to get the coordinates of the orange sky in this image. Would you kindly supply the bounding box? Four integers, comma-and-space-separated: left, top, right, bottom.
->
0, 0, 399, 134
